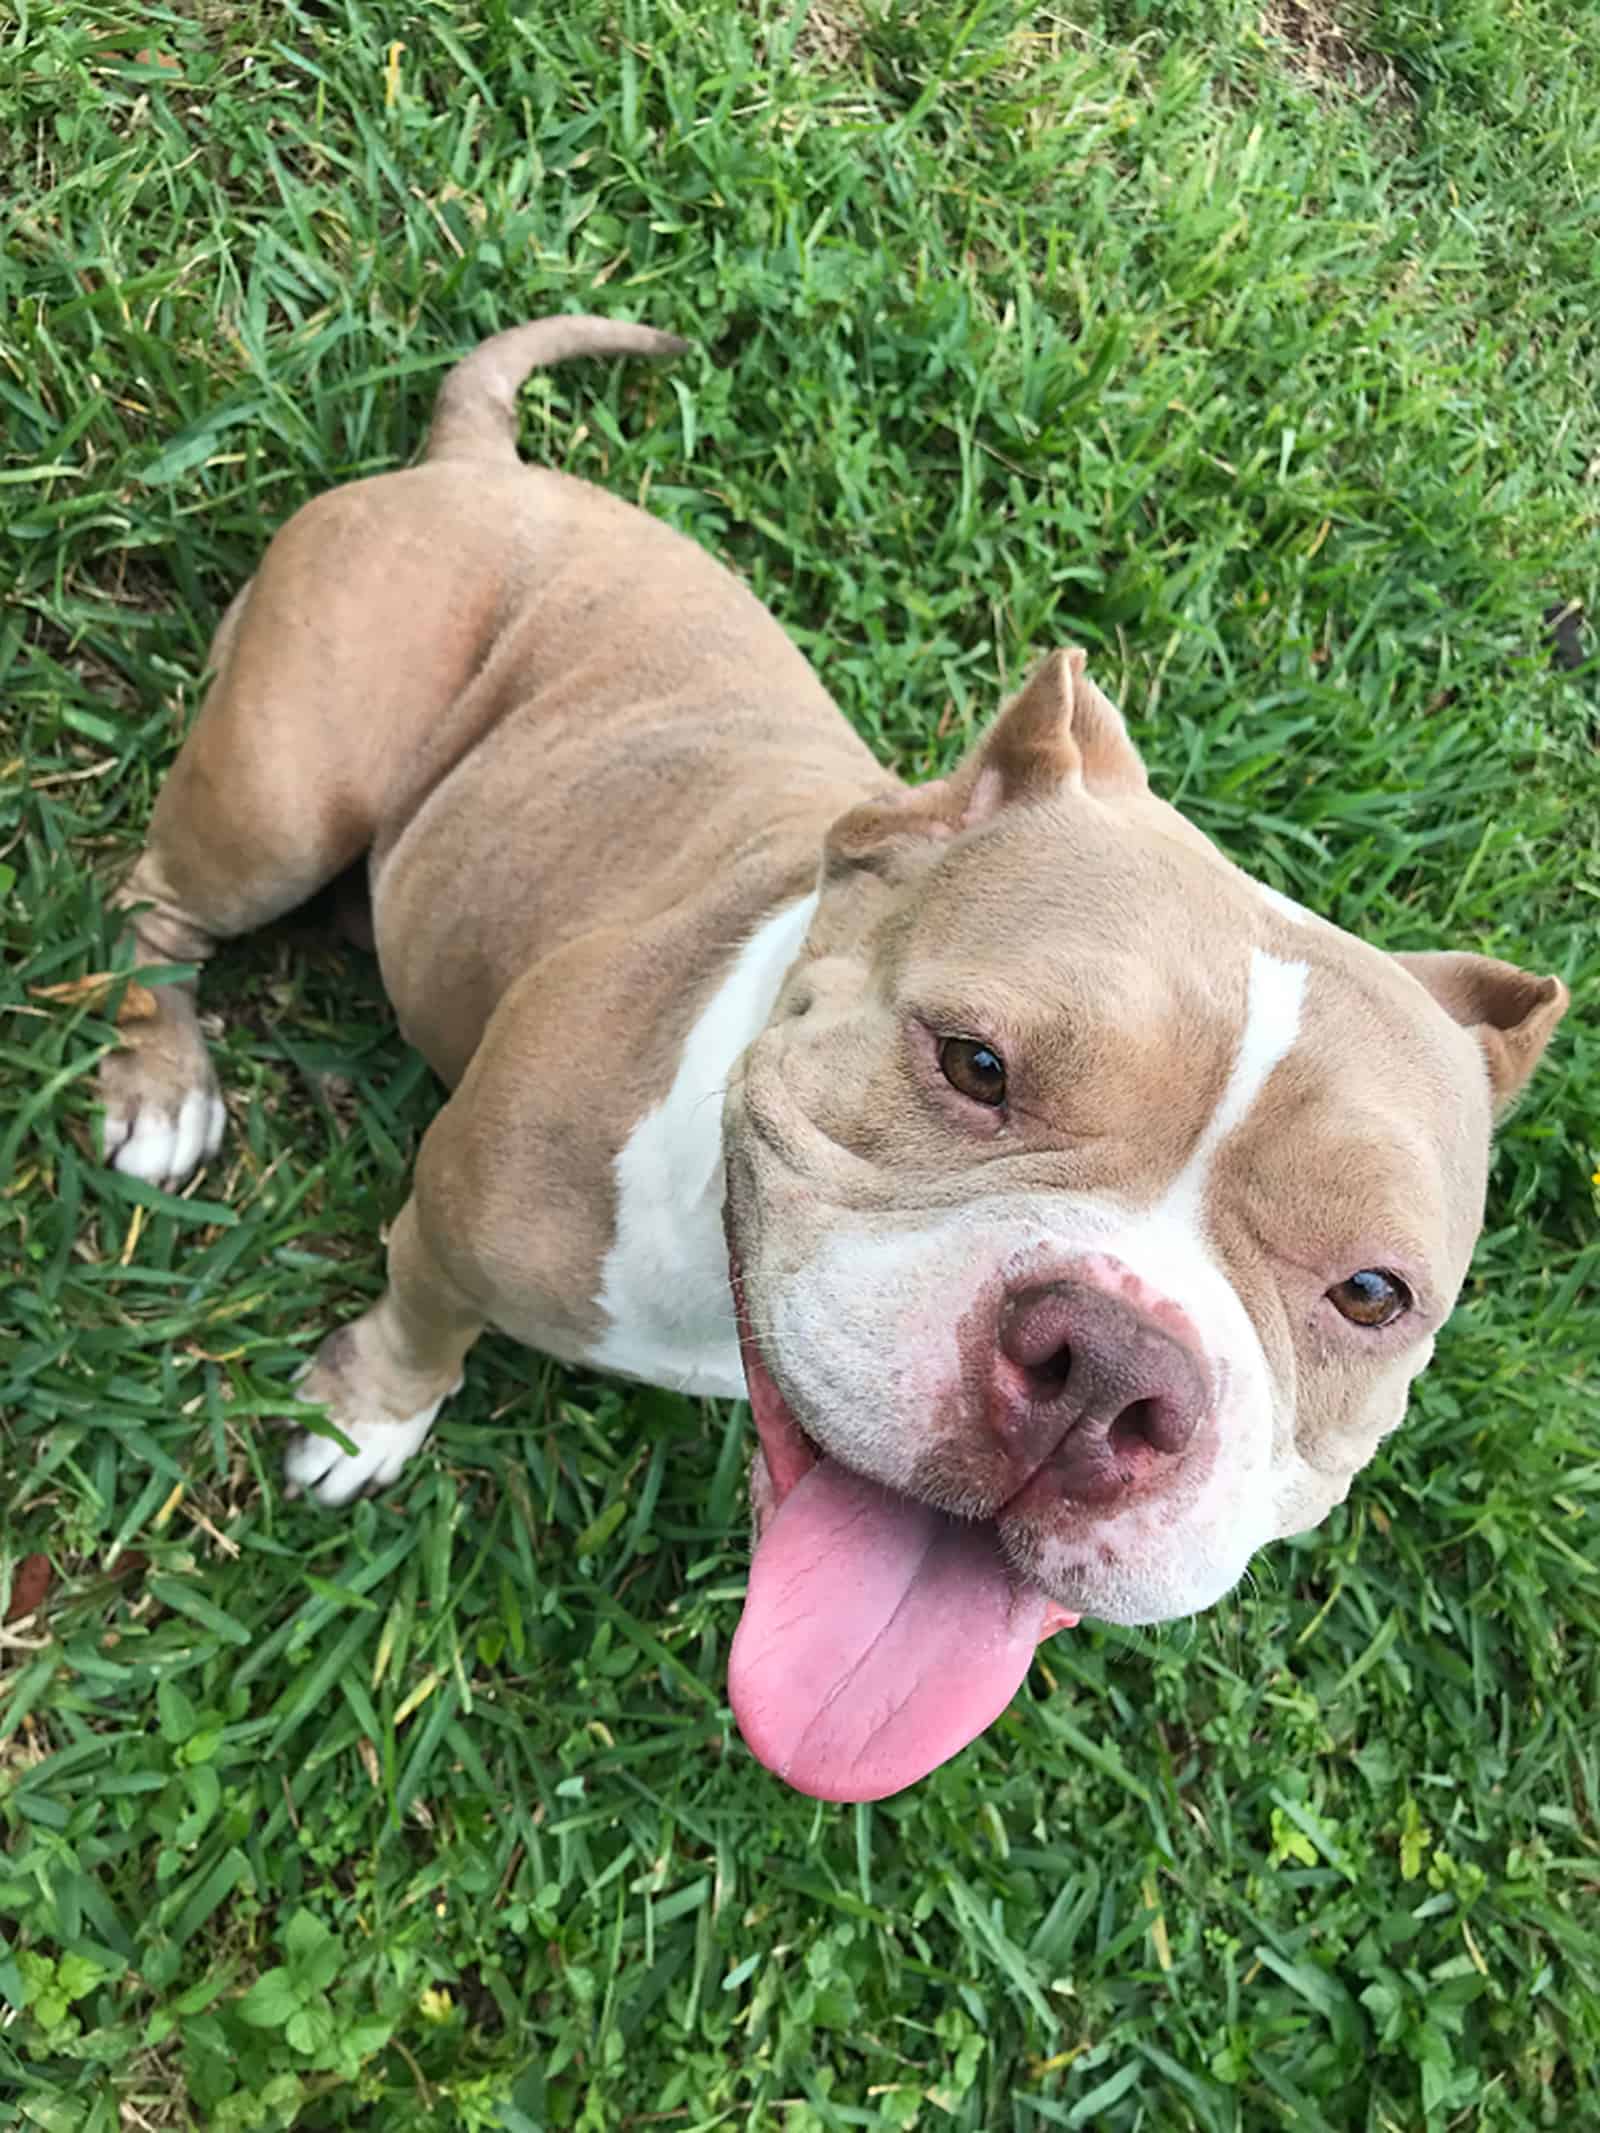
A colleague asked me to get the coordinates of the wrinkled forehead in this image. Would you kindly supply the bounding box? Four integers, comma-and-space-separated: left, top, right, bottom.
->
889, 802, 1494, 1253
892, 803, 1231, 990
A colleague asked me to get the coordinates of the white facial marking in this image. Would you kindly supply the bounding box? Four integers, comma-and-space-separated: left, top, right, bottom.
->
758, 949, 1315, 1624
589, 894, 818, 1397
284, 1399, 450, 1507
1176, 948, 1308, 1192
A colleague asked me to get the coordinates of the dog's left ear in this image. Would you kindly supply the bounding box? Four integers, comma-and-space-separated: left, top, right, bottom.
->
1394, 951, 1569, 1116
956, 647, 1148, 815
827, 650, 1145, 871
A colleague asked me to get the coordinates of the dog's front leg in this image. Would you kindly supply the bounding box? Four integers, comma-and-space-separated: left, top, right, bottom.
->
284, 1191, 485, 1506
279, 926, 655, 1506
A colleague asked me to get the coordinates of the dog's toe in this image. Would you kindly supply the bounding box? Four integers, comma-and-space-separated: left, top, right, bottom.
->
161, 1088, 214, 1189
100, 1102, 137, 1162
283, 1405, 446, 1509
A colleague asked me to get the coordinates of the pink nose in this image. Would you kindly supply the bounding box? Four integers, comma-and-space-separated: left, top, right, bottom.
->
994, 1281, 1209, 1506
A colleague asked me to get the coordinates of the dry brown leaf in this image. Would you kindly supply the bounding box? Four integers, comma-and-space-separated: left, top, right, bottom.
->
29, 971, 159, 1022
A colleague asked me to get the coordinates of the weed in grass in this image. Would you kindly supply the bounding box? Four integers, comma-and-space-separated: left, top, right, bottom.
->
2, 0, 1597, 2126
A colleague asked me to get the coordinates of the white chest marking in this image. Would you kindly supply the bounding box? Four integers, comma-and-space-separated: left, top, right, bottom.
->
586, 893, 819, 1398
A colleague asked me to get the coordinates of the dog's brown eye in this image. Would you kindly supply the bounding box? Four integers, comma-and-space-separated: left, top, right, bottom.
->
1327, 1269, 1412, 1328
939, 1037, 1006, 1108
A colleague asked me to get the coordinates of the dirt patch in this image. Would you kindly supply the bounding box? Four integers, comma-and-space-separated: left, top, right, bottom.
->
792, 0, 864, 72
1263, 0, 1414, 120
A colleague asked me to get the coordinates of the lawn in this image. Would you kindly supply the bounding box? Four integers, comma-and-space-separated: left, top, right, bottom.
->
2, 0, 1598, 2125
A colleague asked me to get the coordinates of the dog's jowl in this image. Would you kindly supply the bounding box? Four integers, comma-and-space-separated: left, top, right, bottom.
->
97, 319, 1568, 1801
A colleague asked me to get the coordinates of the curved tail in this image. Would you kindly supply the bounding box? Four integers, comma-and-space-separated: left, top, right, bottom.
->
424, 316, 691, 465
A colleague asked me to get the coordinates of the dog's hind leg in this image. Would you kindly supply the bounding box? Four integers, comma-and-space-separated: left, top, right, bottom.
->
98, 477, 506, 1188
99, 576, 282, 1190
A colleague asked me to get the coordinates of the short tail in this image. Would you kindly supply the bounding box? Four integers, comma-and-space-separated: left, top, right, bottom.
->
424, 316, 691, 465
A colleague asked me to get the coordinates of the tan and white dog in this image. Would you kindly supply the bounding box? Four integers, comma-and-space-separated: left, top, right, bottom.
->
98, 319, 1568, 1802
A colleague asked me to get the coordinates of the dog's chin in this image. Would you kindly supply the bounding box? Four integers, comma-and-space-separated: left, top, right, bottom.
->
999, 1517, 1250, 1629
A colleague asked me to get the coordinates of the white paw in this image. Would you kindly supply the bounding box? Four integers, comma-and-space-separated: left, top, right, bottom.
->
104, 1086, 227, 1190
283, 1402, 447, 1508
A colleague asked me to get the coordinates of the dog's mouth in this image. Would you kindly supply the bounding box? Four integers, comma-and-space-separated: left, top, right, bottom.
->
726, 1259, 1078, 1803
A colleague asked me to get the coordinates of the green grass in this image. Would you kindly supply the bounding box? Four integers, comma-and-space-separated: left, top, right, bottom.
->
2, 0, 1598, 2124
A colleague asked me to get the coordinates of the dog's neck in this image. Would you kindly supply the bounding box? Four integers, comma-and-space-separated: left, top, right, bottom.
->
585, 890, 821, 1396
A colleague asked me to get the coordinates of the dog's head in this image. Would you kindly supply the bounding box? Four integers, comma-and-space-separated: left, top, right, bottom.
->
722, 651, 1567, 1801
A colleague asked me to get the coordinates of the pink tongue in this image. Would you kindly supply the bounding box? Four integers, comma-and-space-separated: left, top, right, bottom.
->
729, 1457, 1052, 1802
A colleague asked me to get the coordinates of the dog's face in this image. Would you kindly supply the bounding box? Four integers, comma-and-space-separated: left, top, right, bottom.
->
721, 652, 1567, 1802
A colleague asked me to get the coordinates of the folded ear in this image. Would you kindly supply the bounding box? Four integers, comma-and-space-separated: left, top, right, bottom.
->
1395, 951, 1569, 1116
826, 649, 1146, 872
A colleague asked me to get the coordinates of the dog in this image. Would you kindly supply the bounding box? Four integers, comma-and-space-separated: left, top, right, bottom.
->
96, 318, 1568, 1802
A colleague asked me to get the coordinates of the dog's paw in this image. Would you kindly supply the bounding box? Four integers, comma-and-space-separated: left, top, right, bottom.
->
102, 1081, 227, 1190
283, 1403, 447, 1508
98, 1019, 225, 1191
281, 1323, 466, 1508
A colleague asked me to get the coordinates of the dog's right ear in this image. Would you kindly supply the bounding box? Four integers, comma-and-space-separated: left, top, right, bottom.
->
1393, 951, 1570, 1118
825, 650, 1146, 875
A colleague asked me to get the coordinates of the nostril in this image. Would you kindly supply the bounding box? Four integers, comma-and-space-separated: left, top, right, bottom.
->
1024, 1343, 1073, 1397
1110, 1392, 1198, 1460
1110, 1397, 1163, 1458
